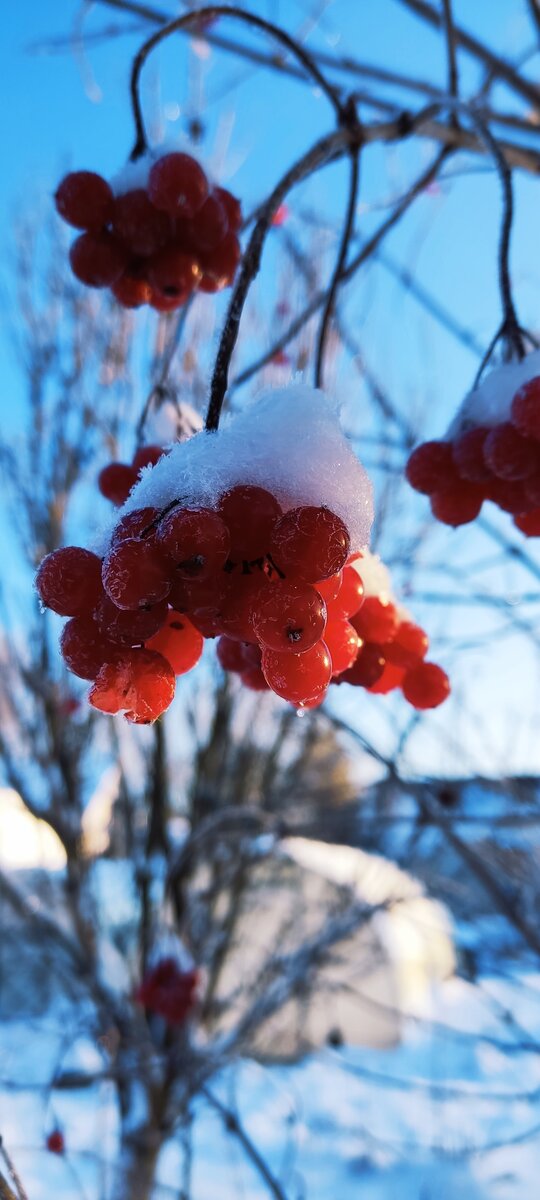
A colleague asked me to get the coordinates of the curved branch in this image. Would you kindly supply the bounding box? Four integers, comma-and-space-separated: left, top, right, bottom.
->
314, 139, 361, 389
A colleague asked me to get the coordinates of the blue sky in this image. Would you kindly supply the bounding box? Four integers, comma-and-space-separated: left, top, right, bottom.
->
3, 1, 540, 780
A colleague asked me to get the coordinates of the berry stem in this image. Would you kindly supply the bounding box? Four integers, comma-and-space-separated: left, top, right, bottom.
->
129, 6, 346, 160
314, 102, 361, 390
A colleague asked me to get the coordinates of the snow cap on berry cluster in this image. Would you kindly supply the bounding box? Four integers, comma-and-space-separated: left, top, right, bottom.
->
447, 349, 540, 439
110, 137, 215, 196
96, 385, 374, 553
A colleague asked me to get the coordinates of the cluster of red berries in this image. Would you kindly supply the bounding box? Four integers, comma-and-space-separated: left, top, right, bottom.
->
406, 375, 540, 534
54, 152, 241, 310
136, 959, 199, 1025
338, 584, 450, 709
98, 443, 167, 506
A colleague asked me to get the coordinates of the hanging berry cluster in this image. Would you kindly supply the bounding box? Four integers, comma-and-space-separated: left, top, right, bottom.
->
55, 152, 241, 310
136, 959, 199, 1024
406, 357, 540, 537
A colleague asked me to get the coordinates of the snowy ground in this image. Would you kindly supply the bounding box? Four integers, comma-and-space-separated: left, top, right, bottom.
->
2, 972, 540, 1198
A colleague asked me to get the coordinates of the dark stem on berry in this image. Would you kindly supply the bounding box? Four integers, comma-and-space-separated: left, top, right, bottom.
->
129, 6, 346, 160
205, 127, 359, 431
314, 103, 362, 390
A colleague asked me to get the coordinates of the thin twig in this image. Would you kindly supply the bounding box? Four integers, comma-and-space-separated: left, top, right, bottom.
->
314, 124, 361, 389
0, 1141, 27, 1200
201, 1088, 288, 1200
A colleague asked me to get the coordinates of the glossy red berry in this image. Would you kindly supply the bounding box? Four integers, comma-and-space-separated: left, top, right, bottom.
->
156, 507, 230, 580
60, 616, 120, 680
148, 153, 209, 218
514, 509, 540, 536
214, 186, 242, 231
111, 274, 152, 308
323, 617, 361, 675
511, 376, 540, 441
484, 421, 538, 481
402, 661, 450, 709
96, 595, 168, 645
219, 485, 282, 560
487, 477, 531, 514
89, 648, 175, 722
452, 426, 493, 482
216, 636, 246, 672
241, 665, 271, 691
270, 506, 350, 582
112, 189, 171, 256
315, 572, 343, 603
218, 574, 268, 641
251, 581, 326, 653
36, 547, 103, 617
149, 246, 201, 302
333, 565, 364, 617
405, 441, 457, 495
338, 642, 385, 688
98, 463, 138, 505
46, 1130, 65, 1155
111, 508, 159, 543
55, 171, 113, 231
385, 621, 428, 669
198, 232, 241, 290
430, 483, 484, 526
189, 192, 228, 252
146, 610, 203, 674
69, 232, 128, 287
102, 539, 171, 610
367, 660, 405, 694
261, 640, 332, 704
352, 596, 398, 644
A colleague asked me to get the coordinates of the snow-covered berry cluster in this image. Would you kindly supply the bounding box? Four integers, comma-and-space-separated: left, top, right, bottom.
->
337, 551, 450, 710
98, 444, 168, 506
406, 353, 540, 536
136, 959, 199, 1025
54, 152, 241, 309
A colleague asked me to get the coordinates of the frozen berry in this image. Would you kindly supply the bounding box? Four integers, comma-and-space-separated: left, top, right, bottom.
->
270, 506, 350, 582
55, 171, 113, 231
352, 596, 397, 644
198, 232, 241, 290
36, 547, 103, 617
219, 485, 282, 560
402, 661, 450, 709
111, 508, 159, 543
132, 445, 165, 471
405, 441, 457, 495
261, 640, 332, 704
385, 621, 428, 669
98, 463, 138, 505
189, 192, 228, 252
69, 231, 128, 287
511, 376, 540, 441
332, 565, 364, 617
216, 636, 246, 672
430, 483, 484, 526
214, 186, 242, 231
338, 642, 385, 688
484, 422, 538, 481
102, 539, 171, 610
452, 426, 493, 482
315, 572, 343, 603
514, 509, 540, 536
323, 617, 361, 675
89, 648, 175, 722
60, 616, 120, 680
251, 581, 326, 653
148, 153, 209, 218
112, 189, 171, 256
96, 595, 168, 645
156, 507, 230, 580
149, 247, 201, 301
146, 610, 203, 674
486, 477, 531, 514
241, 665, 271, 691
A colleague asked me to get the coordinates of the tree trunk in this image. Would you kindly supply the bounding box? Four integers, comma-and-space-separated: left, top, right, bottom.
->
112, 1132, 162, 1200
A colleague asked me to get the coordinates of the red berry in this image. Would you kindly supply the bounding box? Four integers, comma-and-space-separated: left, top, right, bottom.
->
241, 665, 270, 691
216, 636, 246, 672
315, 572, 343, 603
46, 1130, 65, 1155
405, 441, 457, 495
148, 247, 201, 302
60, 616, 120, 680
148, 153, 208, 218
98, 463, 138, 505
55, 171, 113, 231
111, 273, 152, 308
452, 426, 493, 483
272, 204, 288, 227
402, 661, 450, 709
150, 289, 186, 312
323, 617, 361, 675
332, 565, 364, 617
189, 192, 228, 252
132, 445, 165, 471
219, 485, 282, 560
261, 640, 332, 703
112, 508, 159, 543
338, 642, 385, 688
96, 595, 168, 645
385, 621, 428, 669
486, 477, 531, 514
367, 660, 405, 694
514, 509, 540, 536
251, 581, 326, 653
218, 574, 268, 641
89, 648, 175, 722
511, 376, 540, 441
214, 186, 242, 231
198, 232, 240, 290
430, 483, 484, 526
270, 506, 350, 582
484, 422, 538, 481
112, 189, 171, 256
102, 539, 171, 610
136, 959, 198, 1024
69, 232, 128, 287
156, 507, 230, 580
146, 610, 203, 674
525, 472, 540, 507
36, 547, 103, 617
352, 596, 398, 644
